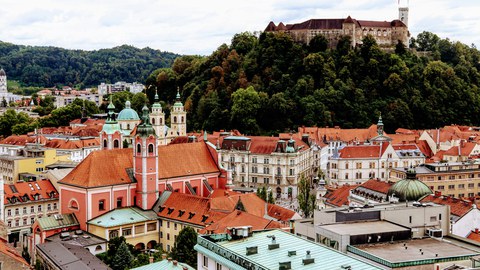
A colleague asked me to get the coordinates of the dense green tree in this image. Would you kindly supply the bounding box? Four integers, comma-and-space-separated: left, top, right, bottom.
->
267, 190, 275, 204
308, 34, 329, 53
297, 175, 316, 218
171, 226, 198, 268
111, 242, 133, 270
230, 86, 261, 134
0, 110, 32, 136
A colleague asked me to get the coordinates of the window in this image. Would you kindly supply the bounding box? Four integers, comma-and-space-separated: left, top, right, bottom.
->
99, 200, 105, 211
167, 233, 170, 240
469, 183, 475, 189
95, 245, 103, 251
7, 209, 11, 217
23, 207, 27, 214
15, 220, 19, 227
216, 263, 222, 270
23, 218, 27, 225
135, 225, 145, 234
15, 208, 19, 215
148, 144, 154, 153
252, 157, 257, 163
468, 193, 474, 198
136, 144, 141, 153
458, 184, 465, 189
290, 160, 294, 166
409, 216, 412, 223
31, 217, 35, 224
203, 255, 208, 267
289, 169, 294, 176
458, 193, 464, 198
113, 140, 119, 148
345, 173, 349, 180
264, 158, 269, 164
356, 163, 362, 169
147, 222, 156, 231
122, 227, 132, 236
7, 221, 11, 227
117, 197, 123, 208
167, 222, 170, 228
31, 206, 35, 213
438, 185, 445, 190
167, 245, 170, 252
345, 163, 349, 169
174, 223, 177, 230
448, 185, 455, 190
47, 204, 51, 211
252, 177, 258, 183
264, 178, 269, 184
160, 231, 163, 238
430, 216, 437, 222
263, 167, 270, 174
109, 230, 119, 238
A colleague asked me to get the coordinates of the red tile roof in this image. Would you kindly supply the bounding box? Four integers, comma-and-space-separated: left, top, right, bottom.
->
59, 142, 220, 188
199, 210, 283, 234
338, 143, 389, 159
45, 138, 100, 149
4, 179, 58, 205
0, 237, 29, 267
0, 135, 47, 145
420, 194, 476, 218
59, 148, 133, 188
357, 179, 393, 194
157, 142, 220, 179
324, 185, 358, 207
467, 230, 480, 242
157, 192, 227, 226
443, 142, 478, 157
298, 125, 380, 144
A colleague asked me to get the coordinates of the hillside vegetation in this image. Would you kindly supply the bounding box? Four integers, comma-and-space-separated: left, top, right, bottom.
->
0, 42, 178, 88
147, 31, 480, 135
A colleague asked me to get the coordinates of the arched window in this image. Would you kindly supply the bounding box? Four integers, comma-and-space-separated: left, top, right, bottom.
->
127, 124, 130, 130
95, 245, 103, 251
113, 140, 119, 148
148, 144, 154, 153
69, 199, 79, 210
103, 139, 107, 148
136, 143, 141, 153
173, 116, 177, 123
181, 116, 184, 123
152, 118, 155, 125
160, 118, 163, 125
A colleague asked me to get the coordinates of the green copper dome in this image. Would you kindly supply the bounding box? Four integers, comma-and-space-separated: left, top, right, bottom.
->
118, 100, 140, 121
387, 169, 432, 202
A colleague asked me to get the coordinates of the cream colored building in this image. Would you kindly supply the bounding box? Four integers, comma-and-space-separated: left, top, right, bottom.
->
87, 207, 159, 250
390, 161, 480, 198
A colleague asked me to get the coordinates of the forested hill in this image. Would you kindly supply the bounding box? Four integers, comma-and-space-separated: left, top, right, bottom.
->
0, 42, 178, 87
147, 31, 480, 135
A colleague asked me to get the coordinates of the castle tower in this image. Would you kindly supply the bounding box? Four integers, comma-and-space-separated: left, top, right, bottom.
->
134, 104, 158, 210
398, 1, 409, 27
150, 89, 166, 144
100, 95, 123, 150
170, 88, 187, 137
0, 69, 7, 93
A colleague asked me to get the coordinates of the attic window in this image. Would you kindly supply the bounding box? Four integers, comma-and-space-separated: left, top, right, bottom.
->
10, 197, 17, 203
178, 210, 185, 217
201, 215, 209, 223
158, 206, 165, 213
49, 191, 56, 198
22, 195, 29, 201
188, 212, 196, 219
167, 207, 175, 215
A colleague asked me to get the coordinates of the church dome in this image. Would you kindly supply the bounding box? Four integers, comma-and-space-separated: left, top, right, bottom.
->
117, 100, 140, 121
0, 69, 5, 76
387, 169, 432, 202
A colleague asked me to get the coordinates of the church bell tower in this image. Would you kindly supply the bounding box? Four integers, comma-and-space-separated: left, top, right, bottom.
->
398, 0, 409, 27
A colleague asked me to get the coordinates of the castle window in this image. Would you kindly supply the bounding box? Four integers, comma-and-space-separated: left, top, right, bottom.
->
113, 140, 119, 148
173, 116, 177, 123
181, 116, 184, 123
136, 144, 141, 153
148, 144, 154, 153
69, 199, 79, 210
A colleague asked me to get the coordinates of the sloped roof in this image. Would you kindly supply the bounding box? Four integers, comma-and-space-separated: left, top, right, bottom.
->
357, 179, 393, 194
5, 179, 58, 205
88, 207, 157, 228
467, 230, 480, 243
0, 237, 29, 267
443, 142, 478, 157
45, 138, 100, 149
37, 213, 79, 231
132, 260, 194, 270
288, 19, 346, 30
156, 192, 227, 226
420, 194, 476, 218
199, 210, 283, 234
357, 20, 394, 28
37, 242, 110, 270
324, 185, 358, 207
158, 142, 219, 179
299, 125, 379, 144
267, 203, 299, 222
0, 134, 47, 145
338, 143, 389, 159
59, 148, 133, 188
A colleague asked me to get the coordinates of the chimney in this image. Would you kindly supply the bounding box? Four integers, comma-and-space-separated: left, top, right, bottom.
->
475, 228, 479, 234
173, 260, 178, 266
434, 191, 441, 197
168, 257, 172, 262
162, 253, 167, 260
302, 250, 315, 265
149, 256, 154, 264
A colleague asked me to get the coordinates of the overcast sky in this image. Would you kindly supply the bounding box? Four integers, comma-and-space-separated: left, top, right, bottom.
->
1, 0, 479, 55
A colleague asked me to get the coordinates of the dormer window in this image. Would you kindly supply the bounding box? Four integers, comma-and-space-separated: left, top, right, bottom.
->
167, 207, 174, 215
23, 195, 29, 201
178, 210, 185, 217
201, 215, 209, 223
188, 212, 196, 219
49, 191, 55, 198
158, 206, 165, 213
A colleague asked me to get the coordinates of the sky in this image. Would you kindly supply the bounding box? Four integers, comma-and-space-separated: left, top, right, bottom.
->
1, 0, 479, 55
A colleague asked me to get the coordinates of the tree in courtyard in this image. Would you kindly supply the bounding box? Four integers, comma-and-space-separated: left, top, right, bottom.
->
267, 190, 275, 204
297, 174, 316, 218
111, 241, 133, 270
171, 226, 198, 268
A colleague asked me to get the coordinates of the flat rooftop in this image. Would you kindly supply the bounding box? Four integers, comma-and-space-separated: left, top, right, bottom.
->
318, 221, 409, 236
353, 238, 479, 263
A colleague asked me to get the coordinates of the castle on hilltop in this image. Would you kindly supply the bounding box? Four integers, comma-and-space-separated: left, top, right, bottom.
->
265, 5, 409, 48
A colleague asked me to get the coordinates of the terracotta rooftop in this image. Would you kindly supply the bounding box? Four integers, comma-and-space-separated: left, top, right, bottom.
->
59, 142, 220, 188
298, 124, 379, 144
467, 230, 480, 242
324, 184, 358, 207
199, 210, 283, 234
0, 135, 46, 145
338, 143, 389, 159
0, 237, 29, 267
443, 142, 478, 157
45, 138, 100, 149
5, 179, 58, 205
357, 179, 393, 194
420, 194, 476, 218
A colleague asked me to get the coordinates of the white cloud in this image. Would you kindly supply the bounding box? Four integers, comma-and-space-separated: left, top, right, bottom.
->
0, 0, 478, 55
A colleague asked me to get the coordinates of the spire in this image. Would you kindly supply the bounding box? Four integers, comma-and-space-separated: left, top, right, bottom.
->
176, 87, 181, 100
377, 113, 384, 136
137, 103, 156, 137
154, 88, 159, 102
107, 95, 116, 122
203, 130, 207, 142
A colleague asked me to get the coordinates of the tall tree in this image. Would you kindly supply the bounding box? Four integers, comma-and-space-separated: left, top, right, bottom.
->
297, 175, 316, 218
171, 226, 198, 268
111, 242, 133, 270
230, 86, 261, 135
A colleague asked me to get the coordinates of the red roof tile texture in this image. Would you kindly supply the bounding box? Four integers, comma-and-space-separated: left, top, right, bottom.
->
421, 194, 476, 217
4, 179, 58, 205
324, 185, 358, 207
357, 179, 393, 194
0, 237, 29, 267
467, 230, 480, 242
338, 143, 389, 159
199, 210, 283, 234
60, 142, 220, 188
